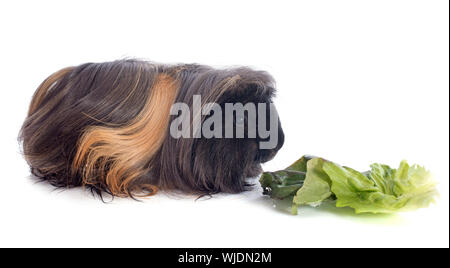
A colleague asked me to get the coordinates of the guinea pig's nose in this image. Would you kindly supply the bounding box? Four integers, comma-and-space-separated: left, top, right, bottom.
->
255, 114, 284, 163
276, 122, 285, 151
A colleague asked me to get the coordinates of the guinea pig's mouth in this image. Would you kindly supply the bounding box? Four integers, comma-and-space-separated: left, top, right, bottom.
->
242, 148, 280, 179
243, 162, 264, 179
242, 153, 275, 179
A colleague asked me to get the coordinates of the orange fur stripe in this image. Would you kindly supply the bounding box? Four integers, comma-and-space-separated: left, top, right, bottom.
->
72, 73, 179, 196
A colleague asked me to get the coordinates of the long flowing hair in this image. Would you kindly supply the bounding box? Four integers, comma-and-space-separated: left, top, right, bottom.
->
19, 59, 281, 198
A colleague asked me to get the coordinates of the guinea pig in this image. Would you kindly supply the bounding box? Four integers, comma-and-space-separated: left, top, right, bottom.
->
19, 59, 284, 198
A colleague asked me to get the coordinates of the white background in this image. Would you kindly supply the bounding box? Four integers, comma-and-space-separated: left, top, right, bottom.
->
0, 0, 448, 248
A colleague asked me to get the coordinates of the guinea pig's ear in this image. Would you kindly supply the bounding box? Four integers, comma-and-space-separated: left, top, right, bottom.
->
240, 78, 276, 102
218, 82, 275, 105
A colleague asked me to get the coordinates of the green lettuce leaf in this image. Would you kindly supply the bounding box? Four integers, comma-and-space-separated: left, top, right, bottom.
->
260, 156, 310, 200
260, 155, 438, 215
322, 160, 438, 214
292, 158, 332, 208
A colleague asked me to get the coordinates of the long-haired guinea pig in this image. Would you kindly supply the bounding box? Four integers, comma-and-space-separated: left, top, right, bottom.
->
19, 59, 284, 198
